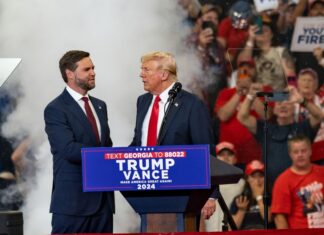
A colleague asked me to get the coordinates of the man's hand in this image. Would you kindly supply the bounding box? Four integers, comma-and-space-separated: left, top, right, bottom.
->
247, 83, 263, 99
201, 198, 216, 220
313, 47, 323, 61
288, 85, 303, 104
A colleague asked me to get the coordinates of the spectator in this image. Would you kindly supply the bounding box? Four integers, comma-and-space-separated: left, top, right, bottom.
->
313, 47, 324, 69
295, 68, 324, 165
0, 135, 22, 211
214, 60, 266, 168
237, 83, 322, 188
188, 3, 227, 115
230, 160, 274, 230
203, 141, 245, 231
291, 0, 324, 87
11, 138, 36, 182
272, 134, 324, 229
276, 0, 297, 48
238, 13, 296, 92
292, 0, 324, 20
178, 0, 202, 26
218, 0, 253, 70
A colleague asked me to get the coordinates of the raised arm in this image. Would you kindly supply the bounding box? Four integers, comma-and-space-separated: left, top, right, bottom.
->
289, 86, 323, 127
237, 83, 264, 134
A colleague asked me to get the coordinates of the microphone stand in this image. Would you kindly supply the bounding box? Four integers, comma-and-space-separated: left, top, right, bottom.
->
263, 96, 269, 230
256, 91, 275, 229
256, 90, 289, 229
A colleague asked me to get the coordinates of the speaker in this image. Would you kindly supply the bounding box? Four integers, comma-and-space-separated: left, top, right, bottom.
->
0, 211, 23, 235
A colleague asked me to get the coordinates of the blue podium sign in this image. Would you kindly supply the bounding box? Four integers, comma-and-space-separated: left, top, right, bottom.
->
81, 145, 210, 192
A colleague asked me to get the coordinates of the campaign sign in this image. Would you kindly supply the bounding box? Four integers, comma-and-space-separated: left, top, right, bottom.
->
291, 17, 324, 52
254, 0, 278, 13
82, 145, 210, 192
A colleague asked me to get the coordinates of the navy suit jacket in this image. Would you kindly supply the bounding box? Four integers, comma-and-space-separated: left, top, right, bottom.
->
131, 89, 217, 199
44, 89, 114, 216
130, 89, 215, 153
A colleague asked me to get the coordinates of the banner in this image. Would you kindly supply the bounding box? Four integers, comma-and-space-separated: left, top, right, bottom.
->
82, 145, 210, 192
254, 0, 278, 13
291, 17, 324, 52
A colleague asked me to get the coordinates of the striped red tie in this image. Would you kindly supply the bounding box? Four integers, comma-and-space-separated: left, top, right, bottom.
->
147, 96, 161, 146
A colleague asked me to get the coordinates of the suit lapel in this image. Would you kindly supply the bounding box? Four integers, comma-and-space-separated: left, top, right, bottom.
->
61, 89, 97, 144
137, 94, 153, 143
158, 93, 183, 144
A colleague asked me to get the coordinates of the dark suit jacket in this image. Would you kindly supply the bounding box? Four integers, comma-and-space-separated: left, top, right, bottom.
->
44, 89, 114, 216
130, 89, 215, 153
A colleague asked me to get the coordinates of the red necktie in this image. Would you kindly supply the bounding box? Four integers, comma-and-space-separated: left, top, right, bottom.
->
81, 97, 100, 144
147, 96, 161, 146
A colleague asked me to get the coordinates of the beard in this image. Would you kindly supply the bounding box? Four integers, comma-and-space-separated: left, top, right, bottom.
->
75, 76, 95, 91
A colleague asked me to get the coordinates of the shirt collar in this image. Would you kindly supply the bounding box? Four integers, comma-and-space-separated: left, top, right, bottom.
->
156, 82, 175, 104
66, 85, 89, 102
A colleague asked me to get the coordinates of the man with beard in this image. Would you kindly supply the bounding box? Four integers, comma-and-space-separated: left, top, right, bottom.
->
44, 50, 114, 234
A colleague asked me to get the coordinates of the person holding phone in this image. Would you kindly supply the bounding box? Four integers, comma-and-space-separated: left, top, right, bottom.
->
237, 83, 322, 189
230, 160, 274, 230
238, 13, 295, 92
187, 4, 226, 115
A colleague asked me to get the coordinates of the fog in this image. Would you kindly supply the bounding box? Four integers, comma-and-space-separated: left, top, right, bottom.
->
0, 0, 201, 234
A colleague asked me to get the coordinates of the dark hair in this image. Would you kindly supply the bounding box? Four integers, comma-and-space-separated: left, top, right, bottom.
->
59, 50, 90, 83
287, 134, 311, 152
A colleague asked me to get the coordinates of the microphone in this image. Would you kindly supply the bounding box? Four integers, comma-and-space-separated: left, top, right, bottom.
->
168, 82, 182, 102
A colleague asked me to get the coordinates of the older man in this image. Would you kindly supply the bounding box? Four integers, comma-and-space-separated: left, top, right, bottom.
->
130, 51, 216, 231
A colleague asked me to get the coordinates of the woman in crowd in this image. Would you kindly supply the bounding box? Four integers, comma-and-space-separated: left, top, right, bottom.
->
230, 160, 274, 229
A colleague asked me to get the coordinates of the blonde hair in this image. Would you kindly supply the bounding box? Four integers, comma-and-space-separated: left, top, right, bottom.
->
141, 51, 178, 81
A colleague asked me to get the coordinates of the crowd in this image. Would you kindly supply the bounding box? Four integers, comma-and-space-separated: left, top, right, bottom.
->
180, 0, 324, 231
0, 0, 322, 233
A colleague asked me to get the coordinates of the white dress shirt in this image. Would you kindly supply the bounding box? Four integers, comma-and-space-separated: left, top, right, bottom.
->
141, 83, 174, 146
66, 86, 101, 139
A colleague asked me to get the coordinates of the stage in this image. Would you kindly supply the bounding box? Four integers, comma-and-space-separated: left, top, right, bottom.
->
53, 228, 324, 235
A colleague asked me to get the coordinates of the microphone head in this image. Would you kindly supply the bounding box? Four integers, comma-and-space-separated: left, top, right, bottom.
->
168, 82, 182, 101
174, 82, 182, 93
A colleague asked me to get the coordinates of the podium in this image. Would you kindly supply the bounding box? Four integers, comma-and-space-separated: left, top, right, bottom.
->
121, 156, 243, 232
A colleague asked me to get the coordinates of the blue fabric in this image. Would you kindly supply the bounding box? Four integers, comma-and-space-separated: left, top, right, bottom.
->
130, 89, 215, 152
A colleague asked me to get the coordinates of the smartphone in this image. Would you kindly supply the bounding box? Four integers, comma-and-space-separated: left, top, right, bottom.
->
253, 15, 263, 35
202, 21, 215, 34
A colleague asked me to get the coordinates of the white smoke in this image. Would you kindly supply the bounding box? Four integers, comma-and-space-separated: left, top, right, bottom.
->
0, 0, 201, 234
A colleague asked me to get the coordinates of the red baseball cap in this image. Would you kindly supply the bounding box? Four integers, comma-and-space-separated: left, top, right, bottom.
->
245, 160, 264, 176
216, 141, 236, 155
